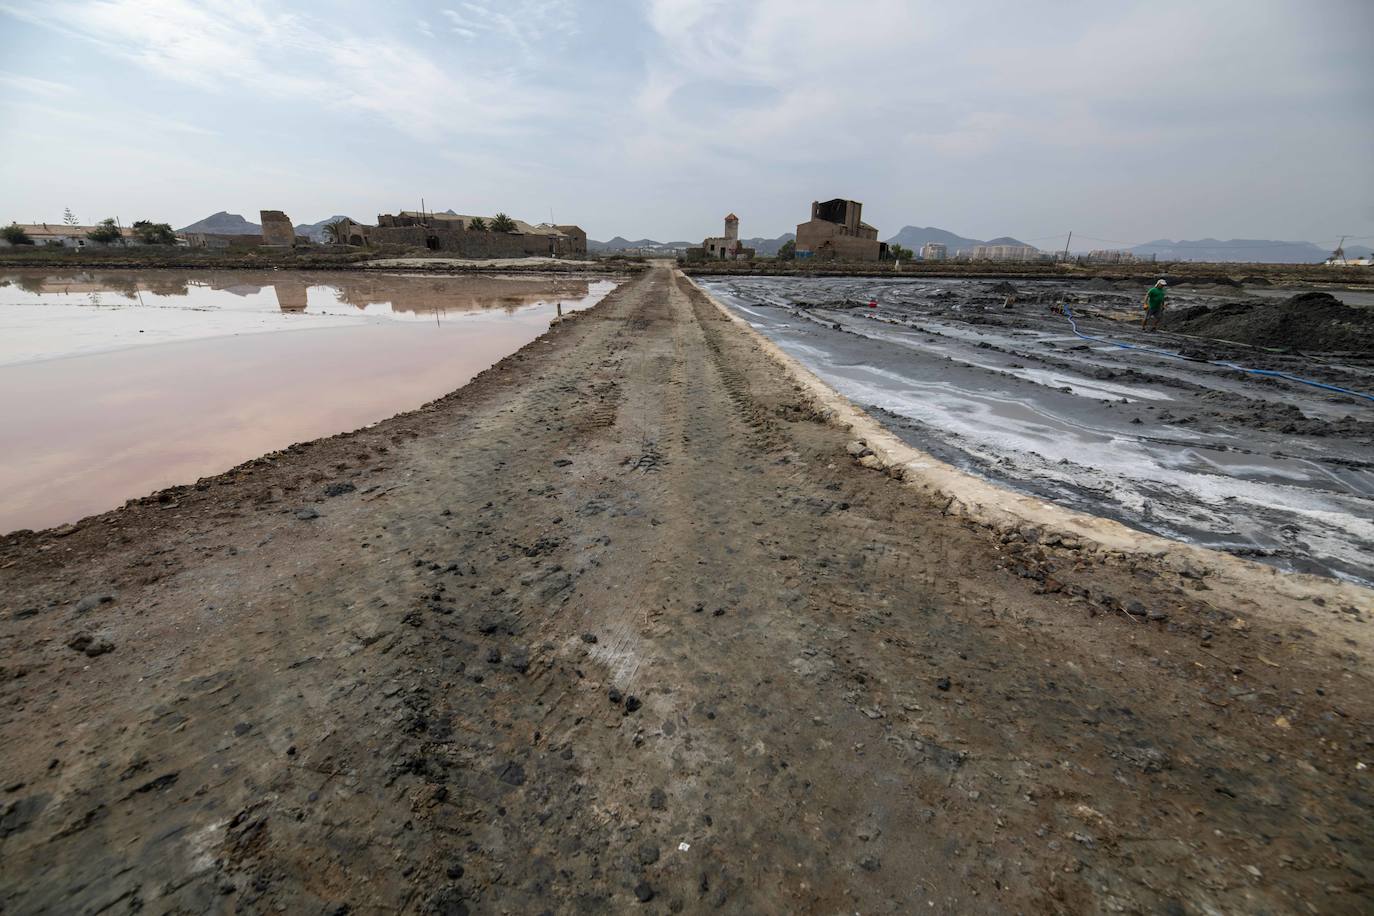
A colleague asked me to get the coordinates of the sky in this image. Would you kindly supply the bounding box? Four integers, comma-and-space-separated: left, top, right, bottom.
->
1, 0, 1371, 248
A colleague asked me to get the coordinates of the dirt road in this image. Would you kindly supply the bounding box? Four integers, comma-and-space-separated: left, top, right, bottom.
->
2, 264, 1370, 914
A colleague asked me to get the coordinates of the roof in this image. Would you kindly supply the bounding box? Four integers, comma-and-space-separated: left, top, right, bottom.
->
725, 213, 738, 221
13, 223, 137, 239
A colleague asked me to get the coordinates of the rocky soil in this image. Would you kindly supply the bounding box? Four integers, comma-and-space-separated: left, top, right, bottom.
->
1, 265, 1371, 914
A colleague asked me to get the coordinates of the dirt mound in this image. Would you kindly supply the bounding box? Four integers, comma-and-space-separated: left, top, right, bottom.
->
986, 281, 1018, 296
1168, 292, 1374, 352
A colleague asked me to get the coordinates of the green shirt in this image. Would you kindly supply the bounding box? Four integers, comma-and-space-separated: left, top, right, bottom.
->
1146, 286, 1166, 308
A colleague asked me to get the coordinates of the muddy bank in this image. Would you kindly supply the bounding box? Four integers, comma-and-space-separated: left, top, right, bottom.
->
1169, 291, 1374, 353
1, 265, 1371, 914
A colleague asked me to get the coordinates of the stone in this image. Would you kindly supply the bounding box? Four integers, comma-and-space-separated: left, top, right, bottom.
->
295, 508, 320, 521
497, 762, 526, 786
581, 633, 599, 644
74, 594, 115, 614
609, 688, 624, 705
324, 482, 357, 498
624, 695, 642, 714
648, 787, 667, 810
633, 882, 654, 903
936, 677, 951, 691
638, 843, 660, 865
858, 855, 881, 872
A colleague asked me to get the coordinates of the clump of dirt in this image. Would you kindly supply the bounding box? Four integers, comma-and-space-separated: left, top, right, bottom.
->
986, 281, 1018, 296
1168, 292, 1374, 352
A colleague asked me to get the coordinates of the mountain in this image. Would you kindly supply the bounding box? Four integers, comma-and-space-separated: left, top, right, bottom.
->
884, 226, 984, 255
177, 211, 261, 235
983, 236, 1033, 248
589, 233, 796, 255
294, 215, 357, 243
1127, 238, 1362, 264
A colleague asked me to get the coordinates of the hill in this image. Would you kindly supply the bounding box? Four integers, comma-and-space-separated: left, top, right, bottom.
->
176, 211, 261, 235
294, 215, 357, 243
590, 233, 796, 255
884, 226, 984, 255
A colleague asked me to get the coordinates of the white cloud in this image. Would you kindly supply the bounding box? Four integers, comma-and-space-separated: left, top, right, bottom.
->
0, 72, 75, 96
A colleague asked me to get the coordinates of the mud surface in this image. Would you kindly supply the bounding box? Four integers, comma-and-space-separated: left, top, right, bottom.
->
700, 276, 1374, 586
1169, 291, 1374, 353
1, 266, 1371, 914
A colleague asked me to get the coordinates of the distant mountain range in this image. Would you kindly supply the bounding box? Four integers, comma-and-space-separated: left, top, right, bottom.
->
293, 215, 355, 243
590, 233, 797, 256
1127, 238, 1370, 264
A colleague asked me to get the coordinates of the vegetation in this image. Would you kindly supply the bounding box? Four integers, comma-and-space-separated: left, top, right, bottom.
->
323, 219, 350, 244
489, 213, 516, 233
86, 218, 124, 244
132, 220, 177, 245
62, 208, 79, 227
467, 216, 488, 232
886, 243, 914, 261
2, 223, 34, 245
776, 239, 796, 261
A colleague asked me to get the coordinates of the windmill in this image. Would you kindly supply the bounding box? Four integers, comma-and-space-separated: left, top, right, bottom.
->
1329, 235, 1348, 266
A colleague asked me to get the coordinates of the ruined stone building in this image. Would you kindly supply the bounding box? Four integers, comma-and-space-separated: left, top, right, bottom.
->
259, 210, 296, 247
686, 213, 755, 262
795, 199, 884, 261
360, 211, 587, 258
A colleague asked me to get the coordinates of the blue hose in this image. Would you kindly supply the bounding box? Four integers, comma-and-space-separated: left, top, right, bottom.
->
1060, 306, 1374, 404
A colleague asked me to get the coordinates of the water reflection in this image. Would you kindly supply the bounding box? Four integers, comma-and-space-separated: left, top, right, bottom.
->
0, 269, 620, 530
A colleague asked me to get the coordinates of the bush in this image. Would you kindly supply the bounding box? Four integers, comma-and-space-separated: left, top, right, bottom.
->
132, 220, 176, 245
87, 218, 123, 244
1, 223, 34, 245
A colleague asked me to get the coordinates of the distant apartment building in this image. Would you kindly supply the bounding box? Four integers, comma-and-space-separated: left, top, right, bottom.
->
362, 211, 587, 257
920, 242, 947, 261
686, 213, 755, 262
795, 199, 884, 262
971, 244, 1039, 261
1085, 249, 1137, 264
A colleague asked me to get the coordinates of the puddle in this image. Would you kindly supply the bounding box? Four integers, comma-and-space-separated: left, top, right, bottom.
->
0, 270, 618, 532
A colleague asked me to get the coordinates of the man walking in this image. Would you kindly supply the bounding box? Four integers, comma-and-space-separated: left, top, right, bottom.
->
1142, 279, 1167, 331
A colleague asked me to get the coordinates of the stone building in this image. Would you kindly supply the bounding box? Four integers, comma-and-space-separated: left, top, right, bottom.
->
364, 211, 586, 257
686, 213, 755, 262
795, 199, 883, 261
921, 242, 947, 261
259, 210, 296, 247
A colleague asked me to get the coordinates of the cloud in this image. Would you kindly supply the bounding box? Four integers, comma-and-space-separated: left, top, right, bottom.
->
2, 0, 581, 140
0, 72, 75, 96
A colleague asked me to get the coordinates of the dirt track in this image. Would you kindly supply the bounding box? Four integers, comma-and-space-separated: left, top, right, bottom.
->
1, 264, 1371, 914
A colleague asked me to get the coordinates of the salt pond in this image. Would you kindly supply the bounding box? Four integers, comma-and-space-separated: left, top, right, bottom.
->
0, 270, 618, 531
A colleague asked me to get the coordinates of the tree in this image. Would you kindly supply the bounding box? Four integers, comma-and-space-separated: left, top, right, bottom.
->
2, 223, 34, 245
132, 220, 176, 245
886, 243, 914, 261
87, 218, 123, 244
467, 216, 488, 232
489, 213, 516, 233
323, 219, 350, 244
777, 239, 796, 261
63, 208, 79, 226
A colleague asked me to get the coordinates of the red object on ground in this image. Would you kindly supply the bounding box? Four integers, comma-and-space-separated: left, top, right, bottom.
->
868, 300, 878, 308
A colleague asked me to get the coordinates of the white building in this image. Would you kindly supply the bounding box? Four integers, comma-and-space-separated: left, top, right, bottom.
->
0, 223, 141, 248
920, 242, 947, 261
971, 244, 1039, 261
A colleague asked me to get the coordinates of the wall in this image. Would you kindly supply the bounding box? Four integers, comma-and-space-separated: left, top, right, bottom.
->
260, 211, 295, 247
795, 220, 882, 261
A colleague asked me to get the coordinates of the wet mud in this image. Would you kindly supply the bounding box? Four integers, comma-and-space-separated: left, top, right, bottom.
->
700, 276, 1374, 586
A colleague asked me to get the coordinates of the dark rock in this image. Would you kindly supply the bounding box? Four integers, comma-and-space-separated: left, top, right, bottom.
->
553, 458, 574, 467
609, 688, 624, 705
648, 787, 667, 810
486, 647, 502, 664
581, 633, 599, 644
624, 695, 642, 714
936, 677, 951, 691
74, 593, 115, 614
497, 762, 526, 786
294, 507, 320, 520
858, 855, 881, 872
634, 882, 654, 903
324, 482, 357, 498
638, 843, 660, 865
446, 863, 464, 880
507, 647, 530, 674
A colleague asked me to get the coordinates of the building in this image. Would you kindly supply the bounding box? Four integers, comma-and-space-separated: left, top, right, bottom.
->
182, 232, 265, 249
920, 242, 947, 261
363, 211, 587, 257
795, 199, 883, 261
686, 213, 756, 262
260, 210, 296, 247
1085, 249, 1137, 264
971, 244, 1039, 261
0, 223, 141, 248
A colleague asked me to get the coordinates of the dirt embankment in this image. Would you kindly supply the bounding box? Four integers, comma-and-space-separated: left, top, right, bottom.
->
1, 265, 1370, 914
1169, 291, 1374, 353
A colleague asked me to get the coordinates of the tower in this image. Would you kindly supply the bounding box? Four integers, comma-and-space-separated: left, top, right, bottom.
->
724, 213, 739, 241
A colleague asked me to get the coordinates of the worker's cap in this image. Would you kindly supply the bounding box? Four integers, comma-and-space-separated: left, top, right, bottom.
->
1157, 279, 1168, 286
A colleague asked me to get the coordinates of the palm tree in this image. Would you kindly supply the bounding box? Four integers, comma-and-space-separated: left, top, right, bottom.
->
467, 216, 488, 232
324, 219, 350, 244
489, 213, 517, 233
